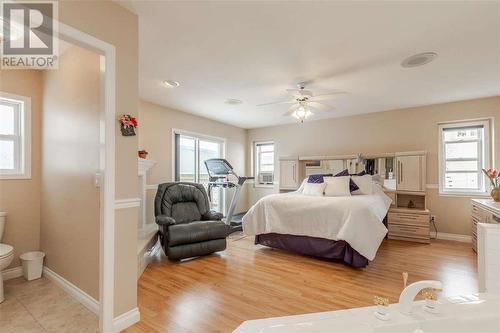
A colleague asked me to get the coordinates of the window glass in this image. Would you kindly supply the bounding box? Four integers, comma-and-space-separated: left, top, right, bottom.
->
444, 172, 478, 190
444, 142, 478, 159
0, 140, 15, 170
443, 128, 479, 141
255, 142, 274, 185
0, 104, 15, 135
178, 137, 196, 182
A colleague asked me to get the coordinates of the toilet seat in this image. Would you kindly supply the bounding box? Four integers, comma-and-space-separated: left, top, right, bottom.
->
0, 244, 13, 259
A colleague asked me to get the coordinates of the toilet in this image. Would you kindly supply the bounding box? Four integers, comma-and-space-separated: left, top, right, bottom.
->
0, 212, 14, 303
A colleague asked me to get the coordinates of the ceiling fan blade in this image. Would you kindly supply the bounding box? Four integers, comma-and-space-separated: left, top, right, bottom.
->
309, 91, 348, 101
282, 104, 301, 116
308, 101, 335, 112
257, 100, 296, 107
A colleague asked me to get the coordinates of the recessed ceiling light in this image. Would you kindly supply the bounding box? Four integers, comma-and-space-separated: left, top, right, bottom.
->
401, 52, 438, 68
162, 80, 180, 88
225, 98, 243, 105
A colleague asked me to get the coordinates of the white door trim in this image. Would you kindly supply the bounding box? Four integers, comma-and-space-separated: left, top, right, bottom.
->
57, 22, 116, 333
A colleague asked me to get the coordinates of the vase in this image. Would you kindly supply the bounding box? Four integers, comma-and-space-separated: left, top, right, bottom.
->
491, 188, 500, 202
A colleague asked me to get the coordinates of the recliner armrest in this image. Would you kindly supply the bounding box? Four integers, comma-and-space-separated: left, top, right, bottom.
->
156, 215, 176, 226
202, 210, 223, 221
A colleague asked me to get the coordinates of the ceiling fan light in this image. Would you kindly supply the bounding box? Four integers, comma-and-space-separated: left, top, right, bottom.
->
292, 107, 313, 122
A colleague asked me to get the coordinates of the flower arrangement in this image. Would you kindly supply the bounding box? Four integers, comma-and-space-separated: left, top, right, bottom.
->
119, 115, 138, 136
138, 150, 148, 159
482, 168, 500, 202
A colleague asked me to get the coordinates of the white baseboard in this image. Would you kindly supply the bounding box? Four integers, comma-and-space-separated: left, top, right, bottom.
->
436, 232, 472, 243
2, 266, 23, 280
43, 266, 99, 314
43, 266, 140, 332
113, 307, 140, 332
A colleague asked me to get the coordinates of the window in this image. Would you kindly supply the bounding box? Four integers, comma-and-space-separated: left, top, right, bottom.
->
174, 131, 225, 212
438, 120, 491, 195
254, 141, 274, 186
0, 93, 31, 179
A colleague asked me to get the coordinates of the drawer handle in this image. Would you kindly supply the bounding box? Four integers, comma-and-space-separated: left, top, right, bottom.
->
398, 215, 418, 219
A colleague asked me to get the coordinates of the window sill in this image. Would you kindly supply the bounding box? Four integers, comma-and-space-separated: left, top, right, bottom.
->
439, 191, 490, 198
0, 172, 31, 180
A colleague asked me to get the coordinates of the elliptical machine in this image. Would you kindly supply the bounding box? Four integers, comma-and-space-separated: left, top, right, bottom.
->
204, 158, 253, 233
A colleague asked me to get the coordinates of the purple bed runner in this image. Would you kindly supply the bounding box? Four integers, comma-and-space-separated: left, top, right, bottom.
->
255, 233, 369, 268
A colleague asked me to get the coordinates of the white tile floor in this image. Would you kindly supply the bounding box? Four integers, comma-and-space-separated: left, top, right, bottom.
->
0, 277, 98, 333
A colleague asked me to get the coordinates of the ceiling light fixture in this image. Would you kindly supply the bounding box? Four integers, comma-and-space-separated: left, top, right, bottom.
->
292, 104, 313, 123
401, 52, 438, 68
162, 80, 180, 88
224, 98, 243, 105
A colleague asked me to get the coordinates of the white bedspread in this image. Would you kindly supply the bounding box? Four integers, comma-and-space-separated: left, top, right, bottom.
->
242, 184, 391, 261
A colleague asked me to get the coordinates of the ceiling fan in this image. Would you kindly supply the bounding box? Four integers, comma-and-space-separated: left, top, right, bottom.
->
257, 82, 347, 123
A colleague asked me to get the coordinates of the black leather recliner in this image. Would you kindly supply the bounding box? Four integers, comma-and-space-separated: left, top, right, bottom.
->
154, 182, 227, 260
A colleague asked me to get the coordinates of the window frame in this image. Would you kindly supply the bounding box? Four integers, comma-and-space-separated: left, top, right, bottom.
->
0, 92, 31, 179
253, 140, 275, 188
438, 119, 492, 197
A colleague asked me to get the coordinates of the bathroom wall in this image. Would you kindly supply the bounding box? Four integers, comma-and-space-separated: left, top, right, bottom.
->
247, 96, 500, 236
0, 70, 43, 269
58, 0, 139, 316
41, 45, 101, 300
138, 100, 249, 215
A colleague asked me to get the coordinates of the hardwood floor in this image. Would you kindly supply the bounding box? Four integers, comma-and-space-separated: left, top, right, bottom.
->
124, 235, 477, 333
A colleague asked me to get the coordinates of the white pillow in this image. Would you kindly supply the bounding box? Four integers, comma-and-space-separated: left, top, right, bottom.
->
302, 182, 326, 196
351, 175, 373, 195
323, 176, 351, 197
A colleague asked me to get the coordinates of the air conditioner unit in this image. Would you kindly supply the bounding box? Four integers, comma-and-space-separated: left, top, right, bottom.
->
259, 172, 274, 184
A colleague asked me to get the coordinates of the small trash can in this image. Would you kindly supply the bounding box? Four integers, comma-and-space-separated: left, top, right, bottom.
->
20, 251, 45, 281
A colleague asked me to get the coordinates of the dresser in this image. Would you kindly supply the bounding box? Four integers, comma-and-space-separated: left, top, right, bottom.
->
471, 199, 500, 252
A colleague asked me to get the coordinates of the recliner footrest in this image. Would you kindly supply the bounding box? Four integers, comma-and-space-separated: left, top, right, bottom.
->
167, 238, 227, 260
168, 221, 227, 246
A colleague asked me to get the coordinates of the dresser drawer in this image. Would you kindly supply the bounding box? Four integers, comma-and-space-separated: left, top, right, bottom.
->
388, 223, 430, 239
388, 212, 429, 226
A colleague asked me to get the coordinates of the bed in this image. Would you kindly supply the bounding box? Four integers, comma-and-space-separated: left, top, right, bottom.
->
242, 182, 391, 268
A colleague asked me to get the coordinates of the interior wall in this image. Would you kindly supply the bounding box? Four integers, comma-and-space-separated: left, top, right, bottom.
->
0, 70, 42, 269
41, 46, 101, 299
58, 0, 139, 317
246, 96, 500, 236
138, 100, 249, 214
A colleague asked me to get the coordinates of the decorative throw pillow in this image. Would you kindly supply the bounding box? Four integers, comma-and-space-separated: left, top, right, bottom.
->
303, 182, 326, 196
351, 174, 373, 195
334, 169, 360, 192
323, 176, 351, 197
307, 173, 333, 183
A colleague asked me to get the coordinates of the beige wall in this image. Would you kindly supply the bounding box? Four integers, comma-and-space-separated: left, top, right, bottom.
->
247, 96, 500, 236
41, 46, 101, 299
139, 100, 249, 213
0, 70, 42, 269
59, 0, 139, 316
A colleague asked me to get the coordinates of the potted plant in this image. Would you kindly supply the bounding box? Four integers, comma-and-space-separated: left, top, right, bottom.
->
482, 168, 500, 202
138, 150, 148, 159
